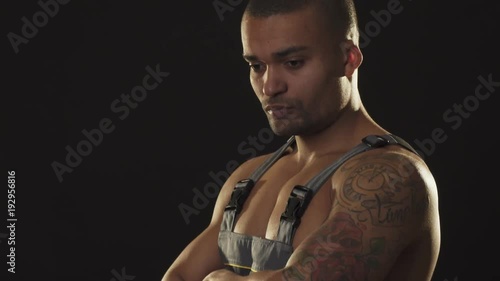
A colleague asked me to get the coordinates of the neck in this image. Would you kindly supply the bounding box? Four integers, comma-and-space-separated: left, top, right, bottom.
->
292, 85, 386, 164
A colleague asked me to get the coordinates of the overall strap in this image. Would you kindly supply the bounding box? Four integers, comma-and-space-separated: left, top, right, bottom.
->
221, 136, 296, 232
248, 136, 297, 182
384, 134, 420, 155
305, 134, 409, 194
277, 134, 413, 245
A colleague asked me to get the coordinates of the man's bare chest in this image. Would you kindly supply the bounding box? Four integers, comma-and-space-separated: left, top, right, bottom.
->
232, 158, 338, 247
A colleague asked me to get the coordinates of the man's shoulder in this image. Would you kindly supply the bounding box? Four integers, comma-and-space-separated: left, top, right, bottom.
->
333, 142, 436, 196
359, 141, 428, 169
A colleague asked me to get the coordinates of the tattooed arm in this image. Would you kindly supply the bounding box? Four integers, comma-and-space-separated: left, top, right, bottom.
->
281, 150, 440, 281
204, 149, 440, 281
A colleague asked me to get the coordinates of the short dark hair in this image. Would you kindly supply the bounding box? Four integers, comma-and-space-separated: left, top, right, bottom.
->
243, 0, 360, 45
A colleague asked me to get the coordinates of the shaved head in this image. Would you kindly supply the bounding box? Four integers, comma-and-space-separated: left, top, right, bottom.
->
243, 0, 360, 46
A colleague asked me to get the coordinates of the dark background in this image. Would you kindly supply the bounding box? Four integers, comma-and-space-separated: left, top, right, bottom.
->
3, 0, 500, 280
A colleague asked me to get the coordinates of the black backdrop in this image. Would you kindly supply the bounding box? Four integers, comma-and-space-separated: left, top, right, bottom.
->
4, 0, 500, 280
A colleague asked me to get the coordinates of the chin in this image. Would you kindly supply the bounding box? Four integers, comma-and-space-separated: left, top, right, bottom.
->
268, 117, 314, 138
269, 125, 292, 138
270, 125, 305, 139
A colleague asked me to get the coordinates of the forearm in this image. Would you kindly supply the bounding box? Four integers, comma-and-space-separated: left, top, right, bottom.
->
161, 269, 186, 281
203, 269, 284, 281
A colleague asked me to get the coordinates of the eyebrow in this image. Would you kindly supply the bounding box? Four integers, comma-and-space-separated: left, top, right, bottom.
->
243, 46, 309, 62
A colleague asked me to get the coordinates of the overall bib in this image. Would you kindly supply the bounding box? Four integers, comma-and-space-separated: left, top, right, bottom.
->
218, 134, 419, 275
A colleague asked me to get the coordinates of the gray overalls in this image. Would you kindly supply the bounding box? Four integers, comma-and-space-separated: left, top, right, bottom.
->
218, 134, 419, 275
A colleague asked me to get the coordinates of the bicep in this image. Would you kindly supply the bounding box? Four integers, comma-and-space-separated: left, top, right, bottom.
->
282, 152, 435, 280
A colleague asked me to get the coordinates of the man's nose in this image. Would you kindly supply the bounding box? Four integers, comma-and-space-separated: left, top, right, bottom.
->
262, 66, 287, 97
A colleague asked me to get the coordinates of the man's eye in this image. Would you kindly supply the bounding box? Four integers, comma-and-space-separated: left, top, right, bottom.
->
286, 60, 303, 68
249, 64, 264, 72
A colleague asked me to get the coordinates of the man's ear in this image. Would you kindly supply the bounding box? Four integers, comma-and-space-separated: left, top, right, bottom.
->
340, 41, 363, 77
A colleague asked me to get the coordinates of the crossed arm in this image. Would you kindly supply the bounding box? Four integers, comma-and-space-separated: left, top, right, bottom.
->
164, 151, 440, 281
